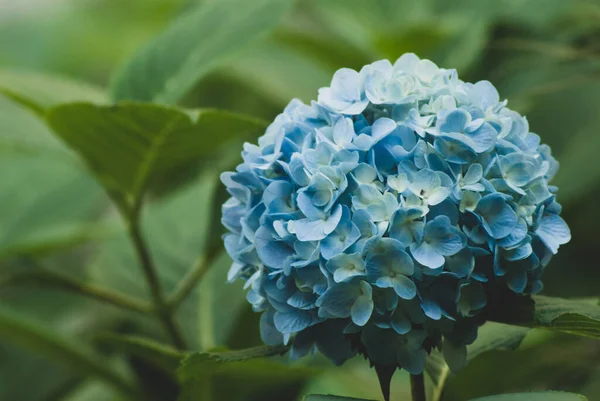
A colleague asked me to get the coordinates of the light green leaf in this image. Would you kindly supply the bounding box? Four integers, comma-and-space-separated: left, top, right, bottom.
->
469, 391, 587, 401
0, 306, 136, 397
0, 220, 120, 262
225, 37, 333, 105
426, 322, 530, 401
0, 95, 109, 259
46, 102, 266, 215
0, 70, 107, 111
303, 396, 376, 401
490, 295, 600, 339
111, 0, 294, 103
95, 334, 184, 377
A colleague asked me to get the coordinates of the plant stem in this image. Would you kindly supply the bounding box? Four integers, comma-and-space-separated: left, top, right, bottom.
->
167, 255, 210, 308
3, 269, 151, 315
128, 218, 187, 350
411, 373, 426, 401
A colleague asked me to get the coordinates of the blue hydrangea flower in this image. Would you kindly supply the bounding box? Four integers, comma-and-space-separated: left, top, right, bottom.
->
221, 54, 571, 385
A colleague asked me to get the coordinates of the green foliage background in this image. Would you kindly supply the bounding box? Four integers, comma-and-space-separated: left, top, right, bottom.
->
1, 1, 600, 400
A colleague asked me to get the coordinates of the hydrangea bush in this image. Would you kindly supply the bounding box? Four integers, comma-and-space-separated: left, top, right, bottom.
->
221, 54, 571, 376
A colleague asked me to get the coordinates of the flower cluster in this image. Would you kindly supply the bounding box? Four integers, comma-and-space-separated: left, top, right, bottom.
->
221, 54, 570, 374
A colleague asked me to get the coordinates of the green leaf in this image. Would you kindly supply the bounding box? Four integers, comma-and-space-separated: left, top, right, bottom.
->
444, 332, 600, 400
225, 37, 333, 106
0, 220, 120, 262
95, 334, 184, 377
177, 344, 289, 382
426, 322, 530, 401
178, 345, 317, 401
111, 0, 294, 103
303, 396, 376, 401
469, 391, 587, 401
0, 70, 107, 110
0, 95, 109, 259
490, 295, 600, 339
46, 102, 266, 215
0, 306, 135, 397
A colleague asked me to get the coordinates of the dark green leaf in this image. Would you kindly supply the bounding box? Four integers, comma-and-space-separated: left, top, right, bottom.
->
303, 396, 376, 401
111, 0, 294, 103
490, 295, 600, 339
178, 345, 317, 401
96, 334, 184, 377
0, 306, 135, 397
46, 102, 266, 215
469, 391, 587, 401
445, 332, 600, 400
426, 322, 530, 401
177, 344, 289, 382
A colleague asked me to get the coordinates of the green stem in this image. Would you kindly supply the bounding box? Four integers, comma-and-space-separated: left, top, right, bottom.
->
2, 269, 151, 315
168, 255, 209, 308
411, 373, 426, 401
128, 218, 187, 350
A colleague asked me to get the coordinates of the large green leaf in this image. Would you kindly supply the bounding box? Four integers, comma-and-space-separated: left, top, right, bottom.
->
46, 102, 266, 215
178, 345, 317, 401
469, 392, 587, 401
303, 396, 375, 401
0, 306, 135, 397
426, 322, 530, 401
0, 70, 107, 111
445, 331, 600, 400
178, 344, 288, 380
0, 94, 109, 260
490, 295, 600, 339
111, 0, 294, 103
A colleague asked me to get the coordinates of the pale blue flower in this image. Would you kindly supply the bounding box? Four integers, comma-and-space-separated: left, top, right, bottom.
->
326, 252, 367, 283
318, 68, 369, 115
321, 206, 361, 259
221, 53, 570, 381
410, 216, 466, 269
317, 280, 374, 326
407, 169, 451, 206
366, 249, 416, 299
474, 193, 518, 239
389, 207, 425, 245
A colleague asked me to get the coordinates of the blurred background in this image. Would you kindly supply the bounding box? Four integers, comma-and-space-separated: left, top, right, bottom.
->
1, 0, 600, 400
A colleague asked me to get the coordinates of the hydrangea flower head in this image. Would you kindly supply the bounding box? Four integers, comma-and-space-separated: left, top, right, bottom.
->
221, 54, 570, 386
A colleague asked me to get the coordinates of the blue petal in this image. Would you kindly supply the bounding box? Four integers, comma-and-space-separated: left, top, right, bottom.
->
392, 275, 417, 300
475, 193, 518, 239
535, 214, 571, 254
260, 311, 284, 345
391, 308, 412, 334
466, 122, 496, 152
317, 282, 361, 318
295, 204, 343, 241
410, 242, 445, 269
273, 310, 315, 334
351, 296, 374, 327
439, 109, 470, 133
